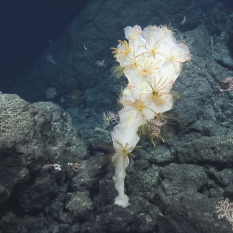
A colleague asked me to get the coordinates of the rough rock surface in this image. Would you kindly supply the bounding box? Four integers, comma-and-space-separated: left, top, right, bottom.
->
1, 0, 233, 232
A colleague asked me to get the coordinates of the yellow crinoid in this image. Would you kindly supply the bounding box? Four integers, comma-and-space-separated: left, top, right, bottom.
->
143, 74, 172, 106
114, 141, 135, 159
137, 38, 165, 60
111, 40, 131, 59
136, 58, 161, 78
111, 141, 136, 173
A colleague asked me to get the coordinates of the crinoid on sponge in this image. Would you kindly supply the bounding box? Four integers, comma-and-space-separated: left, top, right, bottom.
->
110, 25, 190, 208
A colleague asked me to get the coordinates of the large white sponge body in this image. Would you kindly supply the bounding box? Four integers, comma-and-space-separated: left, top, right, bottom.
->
111, 25, 190, 207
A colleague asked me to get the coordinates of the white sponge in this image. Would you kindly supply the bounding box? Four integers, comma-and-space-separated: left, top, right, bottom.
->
111, 25, 190, 207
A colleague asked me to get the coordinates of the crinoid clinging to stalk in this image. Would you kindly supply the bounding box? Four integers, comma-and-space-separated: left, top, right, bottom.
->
111, 52, 141, 80
111, 64, 125, 79
112, 141, 136, 172
111, 40, 131, 59
137, 38, 166, 60
136, 58, 161, 79
123, 51, 141, 72
119, 96, 157, 132
160, 24, 176, 36
137, 25, 175, 61
142, 74, 173, 106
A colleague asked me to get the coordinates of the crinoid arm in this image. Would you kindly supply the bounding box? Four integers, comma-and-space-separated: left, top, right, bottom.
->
111, 40, 131, 60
